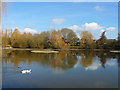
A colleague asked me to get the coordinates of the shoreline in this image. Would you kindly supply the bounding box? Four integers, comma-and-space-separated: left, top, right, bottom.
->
2, 48, 120, 54
3, 47, 113, 51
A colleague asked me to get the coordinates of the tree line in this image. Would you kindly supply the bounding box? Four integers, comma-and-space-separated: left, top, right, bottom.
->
2, 28, 120, 50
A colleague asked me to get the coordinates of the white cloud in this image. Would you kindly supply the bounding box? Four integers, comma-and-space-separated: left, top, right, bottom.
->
52, 18, 66, 25
24, 28, 37, 34
74, 60, 80, 68
106, 61, 116, 66
85, 61, 101, 71
106, 27, 116, 31
95, 6, 104, 11
68, 22, 103, 32
68, 23, 116, 37
81, 22, 103, 31
74, 62, 79, 68
68, 25, 81, 31
11, 27, 38, 34
74, 56, 81, 68
100, 29, 105, 33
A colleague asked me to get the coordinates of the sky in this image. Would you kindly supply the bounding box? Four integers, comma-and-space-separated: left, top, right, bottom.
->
2, 0, 120, 2
2, 2, 118, 39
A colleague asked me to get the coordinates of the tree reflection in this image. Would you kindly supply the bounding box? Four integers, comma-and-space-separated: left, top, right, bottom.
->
3, 50, 119, 71
118, 55, 120, 67
80, 51, 96, 68
97, 52, 107, 68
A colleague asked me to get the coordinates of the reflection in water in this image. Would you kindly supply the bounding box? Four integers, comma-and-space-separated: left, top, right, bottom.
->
3, 50, 119, 71
0, 49, 2, 89
0, 57, 1, 89
2, 50, 119, 88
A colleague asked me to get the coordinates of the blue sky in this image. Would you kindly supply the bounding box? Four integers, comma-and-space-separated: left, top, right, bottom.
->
3, 2, 118, 39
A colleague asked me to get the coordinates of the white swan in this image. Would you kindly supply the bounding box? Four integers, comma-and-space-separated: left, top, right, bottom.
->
21, 69, 31, 74
27, 69, 31, 73
21, 70, 27, 74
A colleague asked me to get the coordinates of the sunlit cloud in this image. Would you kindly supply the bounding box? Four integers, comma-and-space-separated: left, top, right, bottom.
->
68, 25, 81, 32
68, 22, 103, 32
106, 27, 116, 31
100, 29, 105, 33
10, 27, 38, 34
81, 22, 103, 31
24, 28, 37, 34
68, 23, 116, 36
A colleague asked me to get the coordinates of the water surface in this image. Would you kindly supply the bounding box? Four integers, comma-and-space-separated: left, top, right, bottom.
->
2, 50, 119, 88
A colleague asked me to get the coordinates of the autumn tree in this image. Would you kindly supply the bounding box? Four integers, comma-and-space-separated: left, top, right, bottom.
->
61, 28, 78, 45
40, 32, 50, 48
117, 33, 120, 50
10, 28, 21, 48
27, 32, 35, 48
50, 30, 69, 49
80, 31, 96, 49
33, 34, 44, 49
18, 32, 28, 48
96, 31, 107, 49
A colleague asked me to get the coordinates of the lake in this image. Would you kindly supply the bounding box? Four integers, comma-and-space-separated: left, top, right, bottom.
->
2, 50, 119, 88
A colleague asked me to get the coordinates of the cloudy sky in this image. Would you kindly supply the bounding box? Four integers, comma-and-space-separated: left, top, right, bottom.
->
3, 2, 118, 39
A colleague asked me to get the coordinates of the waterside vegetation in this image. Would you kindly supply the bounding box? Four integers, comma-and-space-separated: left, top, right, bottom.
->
2, 28, 120, 50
